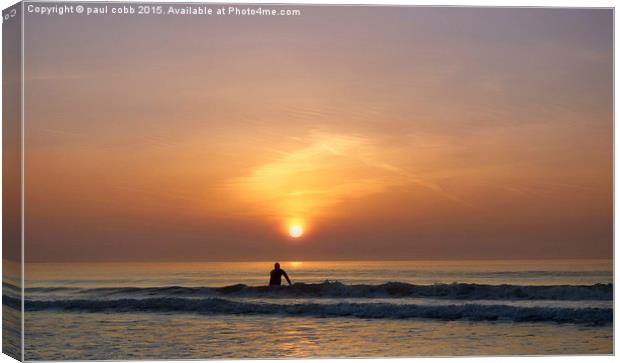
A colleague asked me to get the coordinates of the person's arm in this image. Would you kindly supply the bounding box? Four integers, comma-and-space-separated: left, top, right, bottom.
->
283, 271, 292, 285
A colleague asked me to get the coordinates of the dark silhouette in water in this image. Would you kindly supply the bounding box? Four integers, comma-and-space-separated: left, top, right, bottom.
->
269, 262, 292, 286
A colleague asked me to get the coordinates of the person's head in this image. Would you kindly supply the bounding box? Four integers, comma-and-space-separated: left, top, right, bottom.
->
274, 262, 280, 269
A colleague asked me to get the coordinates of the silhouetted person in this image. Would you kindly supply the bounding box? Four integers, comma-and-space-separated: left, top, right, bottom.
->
269, 262, 292, 286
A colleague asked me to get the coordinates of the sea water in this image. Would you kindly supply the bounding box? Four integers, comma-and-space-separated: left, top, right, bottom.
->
5, 260, 613, 359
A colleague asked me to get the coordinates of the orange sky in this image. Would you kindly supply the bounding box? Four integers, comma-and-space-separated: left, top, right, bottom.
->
22, 7, 612, 262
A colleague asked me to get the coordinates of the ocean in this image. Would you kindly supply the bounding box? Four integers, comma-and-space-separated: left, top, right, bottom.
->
4, 260, 614, 360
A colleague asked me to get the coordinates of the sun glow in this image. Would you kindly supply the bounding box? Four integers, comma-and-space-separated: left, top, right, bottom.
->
227, 132, 443, 241
228, 133, 400, 223
288, 225, 304, 238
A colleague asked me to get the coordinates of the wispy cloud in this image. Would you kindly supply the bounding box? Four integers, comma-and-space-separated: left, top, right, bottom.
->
225, 132, 464, 221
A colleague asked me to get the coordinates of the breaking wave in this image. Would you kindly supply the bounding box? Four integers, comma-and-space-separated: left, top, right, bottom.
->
20, 281, 613, 301
11, 296, 611, 325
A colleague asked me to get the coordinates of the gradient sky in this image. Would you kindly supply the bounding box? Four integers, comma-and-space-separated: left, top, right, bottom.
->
23, 6, 612, 262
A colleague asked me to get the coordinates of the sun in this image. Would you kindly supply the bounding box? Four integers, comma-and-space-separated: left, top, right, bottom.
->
288, 225, 304, 238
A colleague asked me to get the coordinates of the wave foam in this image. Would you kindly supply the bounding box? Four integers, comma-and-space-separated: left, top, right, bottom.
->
13, 296, 611, 325
21, 281, 613, 301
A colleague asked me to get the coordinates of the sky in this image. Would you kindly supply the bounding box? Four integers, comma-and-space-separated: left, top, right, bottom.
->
22, 6, 612, 262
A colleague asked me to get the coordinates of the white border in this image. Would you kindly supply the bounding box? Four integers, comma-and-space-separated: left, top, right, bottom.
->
20, 1, 24, 361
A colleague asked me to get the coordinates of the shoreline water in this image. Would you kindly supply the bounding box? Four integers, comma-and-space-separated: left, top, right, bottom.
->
9, 259, 614, 359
